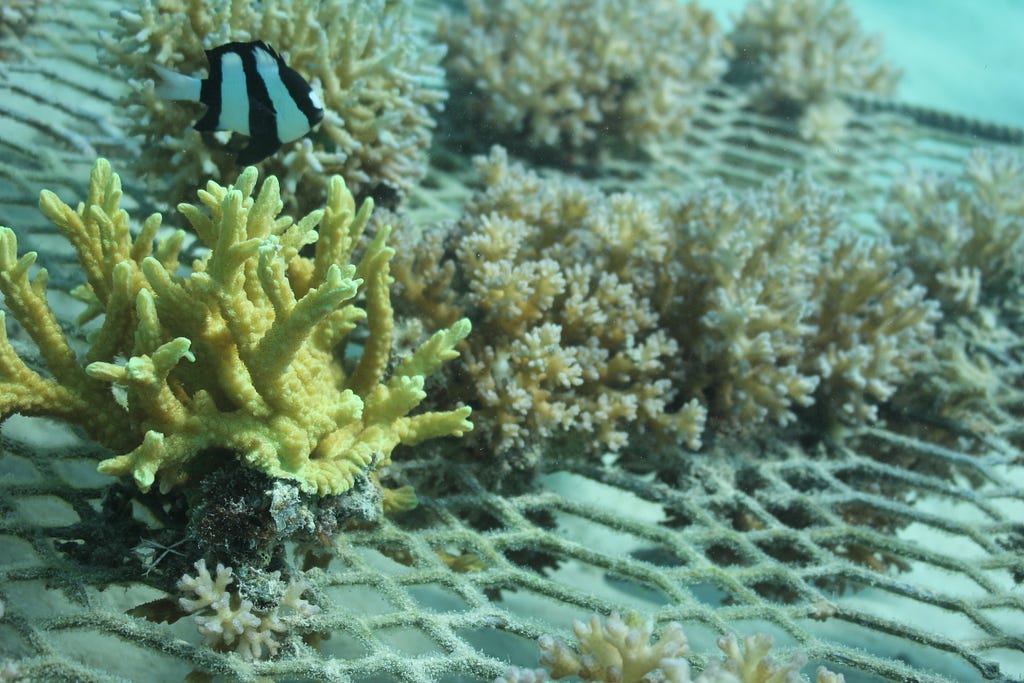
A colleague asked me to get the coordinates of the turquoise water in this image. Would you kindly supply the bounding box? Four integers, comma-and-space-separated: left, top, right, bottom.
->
711, 0, 1024, 128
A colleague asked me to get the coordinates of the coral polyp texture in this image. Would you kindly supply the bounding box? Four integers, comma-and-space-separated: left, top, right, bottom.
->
177, 559, 320, 660
728, 0, 901, 145
394, 147, 939, 469
103, 0, 445, 209
438, 0, 728, 158
393, 147, 707, 470
497, 611, 843, 683
880, 147, 1024, 312
0, 158, 472, 497
663, 175, 940, 426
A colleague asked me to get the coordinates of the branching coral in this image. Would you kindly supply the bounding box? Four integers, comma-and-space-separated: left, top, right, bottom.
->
662, 175, 833, 426
806, 237, 939, 422
393, 147, 705, 470
880, 147, 1024, 312
661, 174, 938, 429
438, 0, 727, 158
178, 559, 319, 660
728, 0, 901, 145
0, 158, 471, 497
393, 147, 938, 466
497, 612, 844, 683
538, 612, 690, 682
103, 0, 445, 209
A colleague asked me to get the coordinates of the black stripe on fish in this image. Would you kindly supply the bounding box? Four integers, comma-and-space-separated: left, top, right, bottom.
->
237, 43, 281, 164
194, 47, 223, 133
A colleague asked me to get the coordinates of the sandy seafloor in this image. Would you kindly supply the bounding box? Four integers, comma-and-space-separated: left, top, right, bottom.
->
0, 2, 1023, 682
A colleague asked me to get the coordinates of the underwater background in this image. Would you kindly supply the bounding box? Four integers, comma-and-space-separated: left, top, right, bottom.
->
0, 1, 1023, 682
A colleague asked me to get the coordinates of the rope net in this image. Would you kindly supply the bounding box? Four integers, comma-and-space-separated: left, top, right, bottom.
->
1, 2, 1022, 682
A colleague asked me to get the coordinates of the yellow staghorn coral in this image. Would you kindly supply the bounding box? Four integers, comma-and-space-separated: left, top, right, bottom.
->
0, 159, 471, 496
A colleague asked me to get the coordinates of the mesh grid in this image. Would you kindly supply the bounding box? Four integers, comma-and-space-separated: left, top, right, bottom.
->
2, 2, 1024, 682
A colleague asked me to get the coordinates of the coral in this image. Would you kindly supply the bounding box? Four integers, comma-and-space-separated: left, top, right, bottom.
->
0, 158, 472, 497
102, 0, 445, 210
661, 175, 833, 426
177, 559, 320, 660
879, 147, 1024, 312
704, 633, 806, 683
796, 99, 853, 148
504, 612, 844, 683
805, 237, 939, 422
392, 146, 705, 469
438, 0, 727, 158
395, 148, 938, 464
728, 0, 900, 144
661, 173, 938, 428
538, 611, 690, 682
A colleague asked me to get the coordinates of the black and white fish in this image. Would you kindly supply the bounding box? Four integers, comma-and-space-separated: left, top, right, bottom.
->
153, 40, 324, 164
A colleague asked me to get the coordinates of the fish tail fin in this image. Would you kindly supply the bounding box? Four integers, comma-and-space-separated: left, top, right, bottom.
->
151, 64, 201, 102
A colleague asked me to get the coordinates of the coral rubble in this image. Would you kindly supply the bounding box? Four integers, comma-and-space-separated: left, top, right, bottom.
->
103, 0, 445, 209
0, 158, 472, 497
439, 0, 727, 159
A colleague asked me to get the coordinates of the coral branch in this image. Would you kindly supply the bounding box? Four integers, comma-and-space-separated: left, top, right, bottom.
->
0, 159, 472, 498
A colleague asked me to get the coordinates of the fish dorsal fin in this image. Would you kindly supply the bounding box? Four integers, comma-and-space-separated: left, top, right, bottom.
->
253, 40, 282, 63
203, 40, 277, 64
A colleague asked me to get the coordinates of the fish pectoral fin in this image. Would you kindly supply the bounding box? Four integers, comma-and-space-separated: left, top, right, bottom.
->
236, 136, 282, 165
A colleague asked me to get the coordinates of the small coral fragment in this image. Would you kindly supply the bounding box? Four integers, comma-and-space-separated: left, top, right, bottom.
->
516, 611, 844, 683
0, 159, 472, 497
537, 611, 690, 682
178, 559, 320, 660
708, 633, 805, 683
